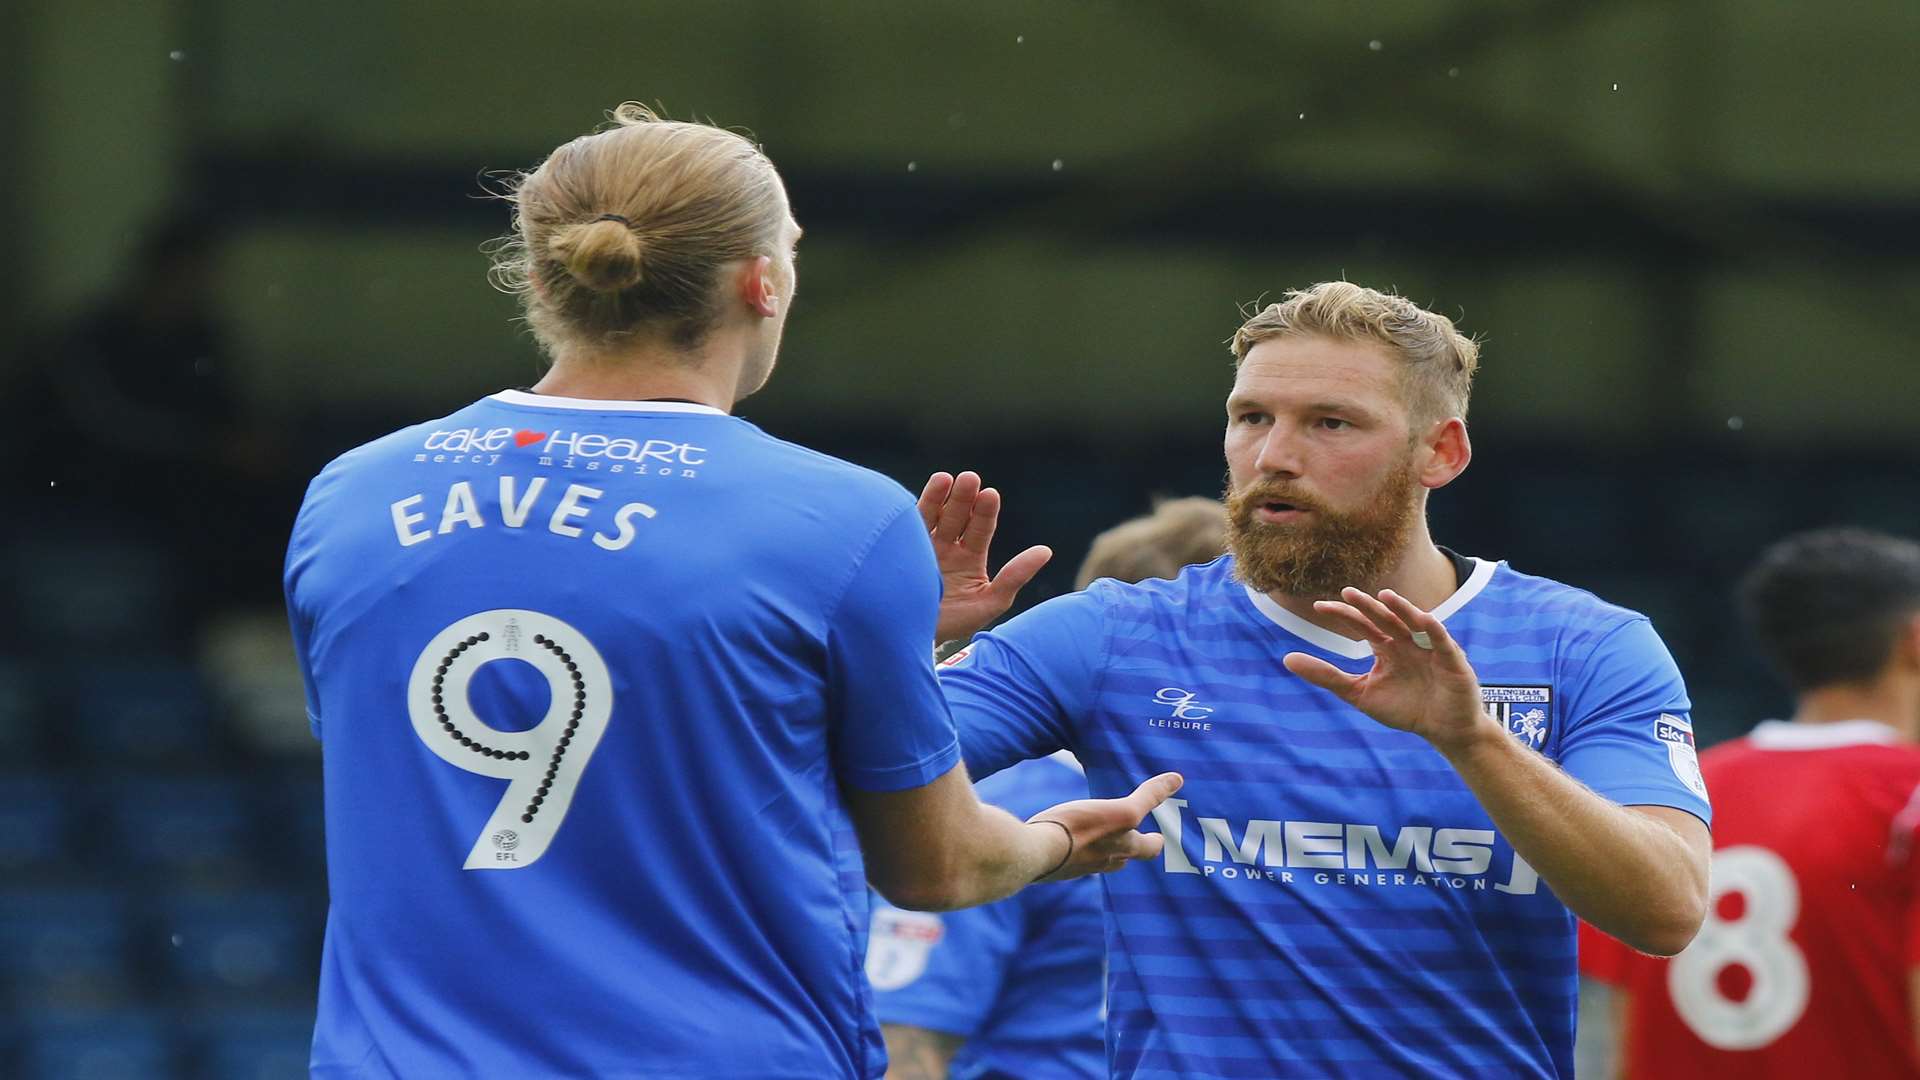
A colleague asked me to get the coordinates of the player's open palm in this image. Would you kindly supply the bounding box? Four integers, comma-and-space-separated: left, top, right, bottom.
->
1282, 588, 1489, 754
918, 471, 1052, 643
1029, 772, 1184, 882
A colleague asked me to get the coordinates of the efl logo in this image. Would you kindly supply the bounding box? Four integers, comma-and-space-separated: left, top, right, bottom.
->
865, 909, 945, 991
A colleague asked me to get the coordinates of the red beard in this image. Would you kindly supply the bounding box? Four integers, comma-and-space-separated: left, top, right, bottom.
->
1223, 460, 1420, 599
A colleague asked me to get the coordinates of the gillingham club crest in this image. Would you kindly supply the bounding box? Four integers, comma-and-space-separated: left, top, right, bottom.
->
1482, 685, 1552, 751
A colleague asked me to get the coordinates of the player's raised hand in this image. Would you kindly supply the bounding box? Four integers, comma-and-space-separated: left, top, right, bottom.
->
1027, 771, 1183, 883
918, 471, 1053, 643
1282, 588, 1493, 755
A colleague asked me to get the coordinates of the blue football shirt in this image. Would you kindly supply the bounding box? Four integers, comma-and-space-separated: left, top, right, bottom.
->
866, 752, 1105, 1080
284, 390, 960, 1078
940, 555, 1712, 1079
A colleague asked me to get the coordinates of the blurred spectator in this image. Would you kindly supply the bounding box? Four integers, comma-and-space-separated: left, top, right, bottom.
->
1073, 496, 1228, 590
27, 210, 290, 616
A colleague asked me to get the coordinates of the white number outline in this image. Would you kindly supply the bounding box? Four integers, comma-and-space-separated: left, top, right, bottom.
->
407, 609, 612, 870
1667, 844, 1811, 1049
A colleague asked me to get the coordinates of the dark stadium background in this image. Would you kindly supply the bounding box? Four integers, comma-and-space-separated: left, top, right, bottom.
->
3, 2, 1915, 1076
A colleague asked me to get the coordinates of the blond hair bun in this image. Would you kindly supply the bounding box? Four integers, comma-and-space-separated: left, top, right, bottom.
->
547, 217, 646, 293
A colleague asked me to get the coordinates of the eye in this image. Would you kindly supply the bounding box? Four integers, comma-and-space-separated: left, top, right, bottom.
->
1315, 417, 1352, 431
1235, 411, 1271, 426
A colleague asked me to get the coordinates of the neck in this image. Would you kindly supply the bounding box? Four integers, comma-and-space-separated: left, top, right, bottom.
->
1791, 677, 1919, 740
533, 331, 755, 412
1268, 520, 1460, 635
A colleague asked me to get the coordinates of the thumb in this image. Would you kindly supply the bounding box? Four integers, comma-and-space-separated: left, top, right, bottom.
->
1283, 652, 1361, 699
989, 545, 1053, 600
1124, 771, 1184, 817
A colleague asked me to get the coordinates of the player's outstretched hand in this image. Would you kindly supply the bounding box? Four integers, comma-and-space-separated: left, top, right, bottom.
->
918, 471, 1053, 643
1027, 772, 1183, 883
1282, 588, 1492, 755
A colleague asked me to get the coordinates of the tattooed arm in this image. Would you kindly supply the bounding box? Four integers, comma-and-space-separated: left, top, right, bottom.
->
882, 1023, 964, 1080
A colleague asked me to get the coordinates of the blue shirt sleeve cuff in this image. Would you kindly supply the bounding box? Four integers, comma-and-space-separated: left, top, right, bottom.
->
841, 740, 961, 793
1590, 784, 1711, 828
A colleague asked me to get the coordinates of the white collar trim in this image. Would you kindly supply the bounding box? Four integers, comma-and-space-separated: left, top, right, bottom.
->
1748, 718, 1903, 750
1048, 749, 1085, 775
1242, 557, 1498, 660
491, 389, 727, 415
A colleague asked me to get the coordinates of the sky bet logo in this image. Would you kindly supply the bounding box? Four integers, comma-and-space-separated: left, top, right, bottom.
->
417, 427, 706, 476
1149, 796, 1540, 895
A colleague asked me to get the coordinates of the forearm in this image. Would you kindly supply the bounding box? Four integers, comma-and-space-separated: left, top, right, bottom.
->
1440, 724, 1707, 955
893, 801, 1066, 912
882, 1024, 962, 1080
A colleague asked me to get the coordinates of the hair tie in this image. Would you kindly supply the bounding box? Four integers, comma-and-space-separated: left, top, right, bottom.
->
592, 213, 632, 226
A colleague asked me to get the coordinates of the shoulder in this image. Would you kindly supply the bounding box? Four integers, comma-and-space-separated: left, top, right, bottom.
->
742, 424, 916, 510
1480, 560, 1648, 637
1079, 555, 1240, 620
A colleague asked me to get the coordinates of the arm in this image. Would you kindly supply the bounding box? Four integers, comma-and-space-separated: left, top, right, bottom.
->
848, 763, 1179, 911
1911, 968, 1920, 1059
1284, 587, 1710, 956
882, 1024, 963, 1080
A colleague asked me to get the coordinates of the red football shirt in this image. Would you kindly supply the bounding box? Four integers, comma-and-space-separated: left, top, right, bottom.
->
1582, 720, 1920, 1079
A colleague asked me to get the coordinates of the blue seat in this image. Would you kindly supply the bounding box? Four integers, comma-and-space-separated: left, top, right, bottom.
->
17, 1008, 181, 1080
96, 775, 255, 873
159, 889, 318, 1003
0, 889, 135, 1004
0, 775, 81, 876
69, 661, 217, 762
190, 1007, 314, 1080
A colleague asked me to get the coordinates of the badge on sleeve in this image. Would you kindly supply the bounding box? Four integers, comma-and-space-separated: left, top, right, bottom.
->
865, 907, 946, 991
1654, 714, 1708, 799
1482, 685, 1552, 752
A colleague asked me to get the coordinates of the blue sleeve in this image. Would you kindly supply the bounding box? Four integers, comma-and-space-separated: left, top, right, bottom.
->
283, 481, 326, 739
939, 588, 1106, 781
1556, 617, 1713, 826
827, 505, 962, 792
866, 896, 1025, 1038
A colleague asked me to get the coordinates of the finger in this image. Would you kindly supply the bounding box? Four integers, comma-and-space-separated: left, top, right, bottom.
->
917, 472, 953, 533
1283, 651, 1363, 699
932, 471, 981, 545
1311, 599, 1392, 643
988, 545, 1053, 602
1343, 587, 1415, 642
959, 487, 1002, 556
1122, 771, 1185, 817
1379, 590, 1473, 669
1126, 831, 1165, 861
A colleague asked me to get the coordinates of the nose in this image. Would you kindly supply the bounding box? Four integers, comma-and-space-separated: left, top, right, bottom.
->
1253, 426, 1305, 480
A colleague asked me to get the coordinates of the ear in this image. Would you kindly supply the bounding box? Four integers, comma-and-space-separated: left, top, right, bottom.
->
1899, 612, 1920, 673
735, 254, 780, 319
1416, 417, 1472, 490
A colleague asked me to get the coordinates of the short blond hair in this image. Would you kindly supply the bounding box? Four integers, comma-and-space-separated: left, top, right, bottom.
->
1229, 282, 1479, 424
1075, 497, 1229, 589
490, 103, 789, 355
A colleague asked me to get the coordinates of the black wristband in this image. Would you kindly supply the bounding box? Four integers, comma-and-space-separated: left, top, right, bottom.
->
1031, 818, 1074, 880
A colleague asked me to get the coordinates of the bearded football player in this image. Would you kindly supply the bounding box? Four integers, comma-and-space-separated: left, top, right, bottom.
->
922, 281, 1713, 1079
